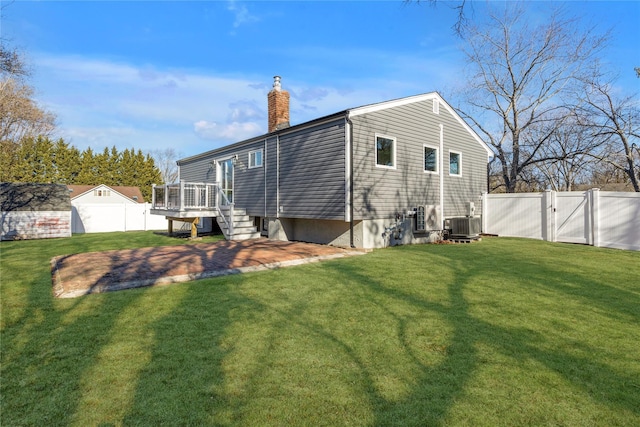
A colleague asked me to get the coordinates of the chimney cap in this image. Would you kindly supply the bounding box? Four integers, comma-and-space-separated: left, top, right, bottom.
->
272, 75, 282, 91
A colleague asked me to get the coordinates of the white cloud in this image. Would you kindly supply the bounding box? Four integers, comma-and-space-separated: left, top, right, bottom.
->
32, 52, 452, 157
194, 120, 262, 141
227, 0, 260, 31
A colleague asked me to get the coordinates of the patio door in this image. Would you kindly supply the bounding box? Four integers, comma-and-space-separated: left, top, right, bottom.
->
218, 158, 234, 204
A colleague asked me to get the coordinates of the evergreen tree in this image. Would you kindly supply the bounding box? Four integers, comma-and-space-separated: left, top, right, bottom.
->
51, 139, 81, 183
75, 147, 97, 184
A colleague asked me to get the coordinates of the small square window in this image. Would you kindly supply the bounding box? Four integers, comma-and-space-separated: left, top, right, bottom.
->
424, 146, 438, 173
248, 149, 263, 168
449, 151, 462, 176
375, 134, 396, 168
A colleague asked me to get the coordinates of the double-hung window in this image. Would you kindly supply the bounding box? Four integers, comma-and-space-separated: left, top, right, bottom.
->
449, 151, 462, 176
424, 145, 438, 173
375, 134, 396, 169
248, 149, 263, 169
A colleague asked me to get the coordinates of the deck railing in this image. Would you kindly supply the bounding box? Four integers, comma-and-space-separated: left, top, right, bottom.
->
152, 181, 218, 211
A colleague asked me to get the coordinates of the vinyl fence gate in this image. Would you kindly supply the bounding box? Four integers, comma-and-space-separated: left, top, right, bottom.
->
482, 189, 640, 251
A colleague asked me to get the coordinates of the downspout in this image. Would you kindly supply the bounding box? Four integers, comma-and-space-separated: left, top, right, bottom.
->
276, 134, 280, 219
346, 114, 355, 248
264, 138, 267, 218
439, 124, 445, 225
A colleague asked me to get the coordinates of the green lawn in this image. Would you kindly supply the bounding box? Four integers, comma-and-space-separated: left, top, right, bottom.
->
1, 232, 639, 426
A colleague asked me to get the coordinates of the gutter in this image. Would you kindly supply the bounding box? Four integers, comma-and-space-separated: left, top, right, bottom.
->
346, 114, 355, 248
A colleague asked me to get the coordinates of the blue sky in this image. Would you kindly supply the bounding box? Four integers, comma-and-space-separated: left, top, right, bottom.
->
3, 0, 639, 158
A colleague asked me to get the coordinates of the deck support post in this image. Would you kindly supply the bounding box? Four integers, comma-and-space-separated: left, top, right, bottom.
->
190, 217, 199, 239
166, 216, 199, 238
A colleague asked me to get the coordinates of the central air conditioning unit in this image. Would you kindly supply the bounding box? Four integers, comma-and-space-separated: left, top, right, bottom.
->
449, 217, 482, 237
415, 205, 442, 232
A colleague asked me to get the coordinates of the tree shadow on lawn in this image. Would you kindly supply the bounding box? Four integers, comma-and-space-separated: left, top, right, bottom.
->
114, 242, 639, 426
0, 238, 236, 426
7, 237, 636, 425
310, 245, 639, 425
373, 244, 638, 424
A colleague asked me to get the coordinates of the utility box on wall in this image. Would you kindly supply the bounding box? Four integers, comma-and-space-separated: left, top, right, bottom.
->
415, 205, 441, 232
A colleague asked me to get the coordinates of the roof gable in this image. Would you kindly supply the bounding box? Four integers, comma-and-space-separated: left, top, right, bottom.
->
348, 92, 493, 158
67, 184, 144, 203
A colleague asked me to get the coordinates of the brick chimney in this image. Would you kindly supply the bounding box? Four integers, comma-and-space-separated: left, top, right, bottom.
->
267, 76, 290, 133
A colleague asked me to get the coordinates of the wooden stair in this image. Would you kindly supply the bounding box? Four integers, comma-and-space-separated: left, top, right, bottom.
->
216, 205, 261, 241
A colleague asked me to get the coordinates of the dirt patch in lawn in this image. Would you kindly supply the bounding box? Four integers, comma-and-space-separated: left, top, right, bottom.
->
51, 239, 364, 298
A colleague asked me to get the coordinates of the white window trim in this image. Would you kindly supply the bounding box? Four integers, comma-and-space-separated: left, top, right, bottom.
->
449, 150, 462, 177
433, 98, 440, 114
423, 144, 439, 174
248, 149, 263, 169
375, 133, 397, 170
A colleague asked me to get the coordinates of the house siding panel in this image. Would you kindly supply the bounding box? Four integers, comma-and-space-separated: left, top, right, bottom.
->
232, 139, 267, 216
277, 119, 346, 220
266, 136, 278, 217
179, 156, 216, 184
351, 97, 487, 220
440, 110, 487, 217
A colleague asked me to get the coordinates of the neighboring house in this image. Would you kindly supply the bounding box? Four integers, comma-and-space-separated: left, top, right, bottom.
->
67, 184, 145, 204
151, 76, 492, 248
1, 182, 72, 240
68, 184, 166, 233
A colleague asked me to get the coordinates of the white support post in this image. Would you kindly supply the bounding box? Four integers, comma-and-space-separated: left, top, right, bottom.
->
164, 184, 169, 208
481, 192, 488, 233
151, 184, 156, 208
179, 180, 185, 211
590, 188, 600, 247
542, 190, 556, 242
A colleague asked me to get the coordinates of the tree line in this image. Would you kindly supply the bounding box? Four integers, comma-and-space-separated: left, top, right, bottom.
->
0, 137, 162, 202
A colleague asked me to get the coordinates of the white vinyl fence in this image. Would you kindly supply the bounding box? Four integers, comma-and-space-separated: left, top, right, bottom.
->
482, 189, 640, 251
72, 203, 168, 234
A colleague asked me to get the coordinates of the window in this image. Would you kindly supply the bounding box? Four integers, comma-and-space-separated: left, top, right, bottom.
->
433, 98, 440, 114
94, 189, 110, 197
248, 149, 263, 168
375, 134, 396, 168
449, 151, 462, 176
424, 145, 438, 173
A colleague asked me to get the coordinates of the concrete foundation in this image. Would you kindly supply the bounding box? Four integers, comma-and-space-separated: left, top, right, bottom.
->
266, 216, 441, 249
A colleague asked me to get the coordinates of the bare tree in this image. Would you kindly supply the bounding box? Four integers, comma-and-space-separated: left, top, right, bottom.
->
456, 3, 608, 192
527, 112, 609, 191
150, 148, 181, 184
407, 0, 469, 36
1, 45, 29, 79
0, 79, 56, 142
576, 74, 640, 191
1, 19, 56, 144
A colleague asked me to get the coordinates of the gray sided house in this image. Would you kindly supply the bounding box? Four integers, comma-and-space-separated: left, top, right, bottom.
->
1, 183, 72, 240
152, 77, 492, 248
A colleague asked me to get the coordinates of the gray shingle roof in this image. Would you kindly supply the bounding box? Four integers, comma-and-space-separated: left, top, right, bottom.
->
0, 183, 72, 212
